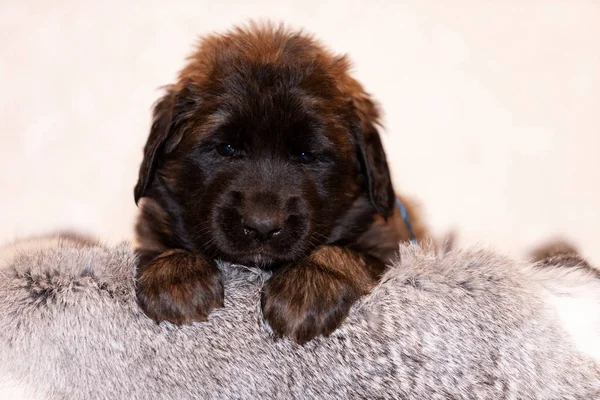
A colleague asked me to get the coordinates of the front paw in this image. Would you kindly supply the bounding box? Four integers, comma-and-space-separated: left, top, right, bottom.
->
261, 248, 372, 344
136, 249, 224, 325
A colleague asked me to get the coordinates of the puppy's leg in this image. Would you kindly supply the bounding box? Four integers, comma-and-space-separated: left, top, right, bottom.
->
261, 246, 384, 344
530, 239, 598, 276
528, 239, 600, 362
136, 249, 224, 325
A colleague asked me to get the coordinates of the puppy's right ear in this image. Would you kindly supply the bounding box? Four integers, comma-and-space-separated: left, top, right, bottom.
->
134, 86, 193, 204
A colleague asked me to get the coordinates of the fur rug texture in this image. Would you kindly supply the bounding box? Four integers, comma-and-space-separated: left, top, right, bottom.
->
0, 234, 599, 399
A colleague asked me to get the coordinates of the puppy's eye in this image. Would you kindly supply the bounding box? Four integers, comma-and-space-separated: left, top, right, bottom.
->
299, 152, 316, 164
216, 143, 235, 156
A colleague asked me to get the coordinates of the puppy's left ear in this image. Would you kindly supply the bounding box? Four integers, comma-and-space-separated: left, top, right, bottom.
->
348, 88, 396, 218
134, 85, 195, 204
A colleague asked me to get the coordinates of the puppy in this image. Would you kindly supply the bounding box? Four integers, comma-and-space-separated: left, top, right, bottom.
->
134, 23, 428, 344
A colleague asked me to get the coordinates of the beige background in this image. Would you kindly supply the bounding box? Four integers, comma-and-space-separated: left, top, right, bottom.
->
1, 1, 598, 263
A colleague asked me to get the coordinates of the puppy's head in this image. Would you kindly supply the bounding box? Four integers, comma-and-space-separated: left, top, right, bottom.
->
135, 23, 395, 266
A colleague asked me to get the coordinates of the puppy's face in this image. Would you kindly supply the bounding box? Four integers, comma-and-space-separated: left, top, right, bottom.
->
134, 26, 395, 267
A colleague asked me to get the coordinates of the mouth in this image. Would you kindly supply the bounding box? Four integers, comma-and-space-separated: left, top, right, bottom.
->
217, 247, 284, 269
214, 231, 314, 267
248, 252, 280, 269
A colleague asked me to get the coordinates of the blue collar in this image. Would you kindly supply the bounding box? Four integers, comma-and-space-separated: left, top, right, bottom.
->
395, 198, 417, 243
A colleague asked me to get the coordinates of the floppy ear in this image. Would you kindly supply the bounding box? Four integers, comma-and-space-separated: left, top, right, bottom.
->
350, 94, 396, 218
134, 86, 193, 204
134, 92, 176, 204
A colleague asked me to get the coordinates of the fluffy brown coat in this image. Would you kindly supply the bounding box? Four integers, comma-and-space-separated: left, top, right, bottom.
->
134, 23, 428, 343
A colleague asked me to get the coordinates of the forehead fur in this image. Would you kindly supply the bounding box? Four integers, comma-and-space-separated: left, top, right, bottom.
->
174, 22, 380, 126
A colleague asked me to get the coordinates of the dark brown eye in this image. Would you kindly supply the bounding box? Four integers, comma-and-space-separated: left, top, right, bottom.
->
299, 152, 315, 164
216, 143, 235, 156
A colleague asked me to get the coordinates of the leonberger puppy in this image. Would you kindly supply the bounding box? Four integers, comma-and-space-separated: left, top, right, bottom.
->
134, 23, 428, 344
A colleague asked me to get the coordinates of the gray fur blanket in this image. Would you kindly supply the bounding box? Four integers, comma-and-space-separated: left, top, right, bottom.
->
0, 235, 599, 399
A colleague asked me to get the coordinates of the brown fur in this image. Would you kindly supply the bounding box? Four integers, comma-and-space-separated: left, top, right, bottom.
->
531, 238, 598, 277
133, 22, 429, 343
262, 245, 382, 344
136, 249, 224, 325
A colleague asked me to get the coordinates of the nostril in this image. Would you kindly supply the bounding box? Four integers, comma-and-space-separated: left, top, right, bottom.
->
243, 226, 280, 238
242, 214, 283, 240
267, 227, 282, 238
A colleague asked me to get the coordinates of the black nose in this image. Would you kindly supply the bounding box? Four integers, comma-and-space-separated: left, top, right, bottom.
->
242, 213, 283, 240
